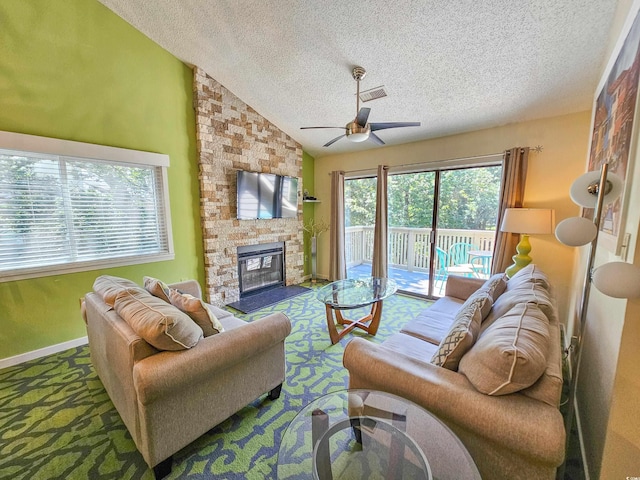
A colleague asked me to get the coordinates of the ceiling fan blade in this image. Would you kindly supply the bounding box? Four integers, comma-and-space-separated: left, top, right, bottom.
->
324, 134, 346, 147
370, 122, 421, 131
369, 132, 385, 145
356, 107, 371, 127
300, 126, 347, 130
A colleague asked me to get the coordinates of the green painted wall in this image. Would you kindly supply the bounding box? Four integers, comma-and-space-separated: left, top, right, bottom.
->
302, 151, 315, 275
0, 0, 203, 359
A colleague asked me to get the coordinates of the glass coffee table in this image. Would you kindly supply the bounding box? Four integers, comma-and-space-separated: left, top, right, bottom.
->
277, 389, 480, 480
316, 277, 397, 344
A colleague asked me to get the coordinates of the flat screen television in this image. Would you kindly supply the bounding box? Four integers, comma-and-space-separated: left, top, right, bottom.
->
236, 170, 298, 220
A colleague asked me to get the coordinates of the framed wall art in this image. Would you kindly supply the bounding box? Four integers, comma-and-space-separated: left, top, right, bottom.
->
584, 3, 640, 254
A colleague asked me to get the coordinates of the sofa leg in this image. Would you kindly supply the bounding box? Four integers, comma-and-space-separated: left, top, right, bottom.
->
268, 383, 283, 400
153, 456, 172, 479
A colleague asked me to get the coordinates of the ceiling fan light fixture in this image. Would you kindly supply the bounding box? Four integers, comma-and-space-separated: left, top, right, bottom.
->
346, 121, 370, 142
347, 132, 369, 142
300, 66, 420, 147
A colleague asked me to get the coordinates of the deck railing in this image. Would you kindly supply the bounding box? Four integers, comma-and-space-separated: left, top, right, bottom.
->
346, 226, 495, 271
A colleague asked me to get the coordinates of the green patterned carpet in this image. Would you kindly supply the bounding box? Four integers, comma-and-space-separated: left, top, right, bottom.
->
0, 283, 432, 480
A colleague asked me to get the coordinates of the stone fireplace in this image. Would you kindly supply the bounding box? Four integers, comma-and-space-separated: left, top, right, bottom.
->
193, 67, 304, 305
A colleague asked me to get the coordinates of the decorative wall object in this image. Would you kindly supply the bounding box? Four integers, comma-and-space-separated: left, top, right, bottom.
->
583, 6, 640, 253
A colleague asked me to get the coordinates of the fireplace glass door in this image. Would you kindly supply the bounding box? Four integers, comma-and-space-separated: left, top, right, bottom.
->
237, 242, 285, 296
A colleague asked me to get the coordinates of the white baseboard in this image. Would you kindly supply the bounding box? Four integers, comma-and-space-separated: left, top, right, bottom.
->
0, 336, 88, 370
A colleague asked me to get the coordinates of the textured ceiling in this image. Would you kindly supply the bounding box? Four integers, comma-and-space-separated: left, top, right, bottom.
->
98, 0, 619, 158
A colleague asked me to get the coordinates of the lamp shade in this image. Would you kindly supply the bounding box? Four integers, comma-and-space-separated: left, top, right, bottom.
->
500, 208, 555, 234
592, 262, 640, 298
570, 171, 624, 208
555, 216, 598, 246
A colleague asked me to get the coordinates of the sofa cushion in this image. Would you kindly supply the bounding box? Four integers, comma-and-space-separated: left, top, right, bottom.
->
482, 281, 554, 331
205, 303, 235, 320
400, 292, 489, 346
400, 311, 456, 345
520, 315, 564, 406
114, 288, 203, 351
430, 300, 483, 370
143, 276, 171, 303
459, 302, 550, 395
93, 275, 141, 306
169, 289, 224, 337
507, 264, 550, 291
383, 333, 439, 364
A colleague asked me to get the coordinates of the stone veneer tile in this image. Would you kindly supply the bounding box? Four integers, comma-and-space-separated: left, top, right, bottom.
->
193, 67, 304, 305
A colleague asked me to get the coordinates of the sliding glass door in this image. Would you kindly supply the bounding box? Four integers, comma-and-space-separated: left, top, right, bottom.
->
344, 177, 376, 277
344, 164, 502, 298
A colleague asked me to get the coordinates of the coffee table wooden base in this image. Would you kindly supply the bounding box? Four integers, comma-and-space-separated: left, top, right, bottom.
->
325, 300, 384, 344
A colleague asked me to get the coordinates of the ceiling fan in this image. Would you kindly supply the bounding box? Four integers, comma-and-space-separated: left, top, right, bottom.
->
301, 66, 420, 147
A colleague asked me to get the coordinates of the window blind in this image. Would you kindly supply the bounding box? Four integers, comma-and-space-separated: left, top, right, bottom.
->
0, 132, 173, 282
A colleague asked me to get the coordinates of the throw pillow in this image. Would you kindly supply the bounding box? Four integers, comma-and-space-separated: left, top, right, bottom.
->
114, 288, 203, 350
430, 301, 483, 370
479, 273, 508, 302
459, 302, 550, 395
93, 275, 141, 306
143, 276, 171, 303
169, 289, 224, 337
460, 290, 493, 320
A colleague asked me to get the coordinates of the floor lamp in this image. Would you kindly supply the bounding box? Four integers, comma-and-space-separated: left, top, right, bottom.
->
554, 163, 640, 479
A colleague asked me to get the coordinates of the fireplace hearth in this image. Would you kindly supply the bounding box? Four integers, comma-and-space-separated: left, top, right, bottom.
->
237, 242, 285, 297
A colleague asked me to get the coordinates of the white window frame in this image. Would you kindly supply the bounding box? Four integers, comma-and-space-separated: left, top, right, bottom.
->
0, 131, 174, 282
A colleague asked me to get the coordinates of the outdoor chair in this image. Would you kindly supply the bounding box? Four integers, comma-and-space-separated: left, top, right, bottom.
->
447, 242, 475, 272
435, 247, 475, 294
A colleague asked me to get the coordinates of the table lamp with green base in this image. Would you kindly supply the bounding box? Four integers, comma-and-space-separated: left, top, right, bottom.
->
500, 208, 555, 278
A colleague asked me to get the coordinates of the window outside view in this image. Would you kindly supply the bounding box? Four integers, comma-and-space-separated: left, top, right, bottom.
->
345, 165, 502, 297
0, 152, 171, 280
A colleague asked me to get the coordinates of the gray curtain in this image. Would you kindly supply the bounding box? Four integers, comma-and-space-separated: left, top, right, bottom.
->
492, 147, 529, 274
329, 170, 347, 281
372, 165, 389, 278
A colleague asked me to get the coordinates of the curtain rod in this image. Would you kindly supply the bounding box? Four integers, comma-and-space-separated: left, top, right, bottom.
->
328, 146, 542, 176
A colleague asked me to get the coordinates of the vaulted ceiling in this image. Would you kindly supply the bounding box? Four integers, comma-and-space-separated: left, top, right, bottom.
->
99, 0, 619, 158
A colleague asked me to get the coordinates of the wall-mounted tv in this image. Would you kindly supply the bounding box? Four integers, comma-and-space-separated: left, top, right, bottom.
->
237, 170, 298, 220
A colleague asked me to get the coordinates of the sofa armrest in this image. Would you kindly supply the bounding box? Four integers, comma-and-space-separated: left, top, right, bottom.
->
168, 279, 202, 299
444, 275, 485, 300
343, 338, 565, 465
133, 312, 291, 405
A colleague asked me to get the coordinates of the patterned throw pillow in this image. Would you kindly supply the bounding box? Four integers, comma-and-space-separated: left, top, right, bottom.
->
460, 290, 493, 320
430, 301, 483, 370
479, 273, 508, 302
169, 289, 224, 337
143, 276, 171, 303
114, 288, 203, 350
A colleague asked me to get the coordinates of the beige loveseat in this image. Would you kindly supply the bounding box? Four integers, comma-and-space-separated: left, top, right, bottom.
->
343, 264, 565, 480
82, 276, 291, 479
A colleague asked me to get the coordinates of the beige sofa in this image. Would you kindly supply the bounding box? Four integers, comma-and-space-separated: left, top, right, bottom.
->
82, 276, 291, 479
343, 264, 565, 480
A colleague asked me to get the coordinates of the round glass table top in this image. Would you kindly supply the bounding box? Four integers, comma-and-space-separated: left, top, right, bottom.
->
277, 389, 480, 480
316, 277, 398, 310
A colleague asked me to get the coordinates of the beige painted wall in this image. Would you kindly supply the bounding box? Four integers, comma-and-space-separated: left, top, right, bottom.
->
313, 111, 591, 325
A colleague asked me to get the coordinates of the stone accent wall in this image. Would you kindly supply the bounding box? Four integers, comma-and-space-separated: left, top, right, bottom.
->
193, 67, 304, 305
